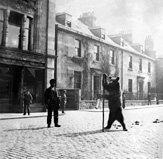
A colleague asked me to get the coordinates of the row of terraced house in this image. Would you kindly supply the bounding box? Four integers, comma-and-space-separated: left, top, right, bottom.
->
0, 0, 163, 113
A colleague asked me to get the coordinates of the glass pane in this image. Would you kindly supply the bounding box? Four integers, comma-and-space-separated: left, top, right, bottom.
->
8, 25, 20, 48
75, 39, 80, 49
0, 9, 4, 21
0, 22, 3, 45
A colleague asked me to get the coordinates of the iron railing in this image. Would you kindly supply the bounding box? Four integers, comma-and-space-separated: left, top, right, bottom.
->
81, 90, 163, 101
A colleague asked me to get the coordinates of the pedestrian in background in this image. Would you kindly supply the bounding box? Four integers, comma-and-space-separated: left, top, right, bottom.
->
60, 90, 67, 114
44, 79, 61, 128
23, 89, 33, 115
122, 91, 126, 109
95, 90, 102, 109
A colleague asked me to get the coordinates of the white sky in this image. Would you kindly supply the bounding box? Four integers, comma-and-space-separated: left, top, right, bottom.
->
56, 0, 163, 57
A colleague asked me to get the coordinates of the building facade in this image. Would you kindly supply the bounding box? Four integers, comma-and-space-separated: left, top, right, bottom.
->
0, 0, 56, 113
56, 12, 156, 100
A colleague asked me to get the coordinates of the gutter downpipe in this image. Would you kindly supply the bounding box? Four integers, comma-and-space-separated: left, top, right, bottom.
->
121, 49, 123, 91
55, 24, 58, 87
45, 0, 49, 88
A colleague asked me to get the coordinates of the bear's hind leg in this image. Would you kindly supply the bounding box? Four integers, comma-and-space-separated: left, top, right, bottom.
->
116, 111, 128, 131
105, 112, 116, 129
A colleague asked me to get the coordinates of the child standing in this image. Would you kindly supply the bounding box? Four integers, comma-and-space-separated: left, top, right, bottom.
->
23, 89, 33, 115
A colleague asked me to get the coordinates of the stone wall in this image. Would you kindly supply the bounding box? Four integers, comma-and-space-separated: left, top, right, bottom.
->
79, 100, 163, 109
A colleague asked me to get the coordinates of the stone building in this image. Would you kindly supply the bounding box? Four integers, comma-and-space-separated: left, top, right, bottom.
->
55, 12, 156, 100
156, 58, 163, 100
109, 34, 156, 99
0, 0, 56, 113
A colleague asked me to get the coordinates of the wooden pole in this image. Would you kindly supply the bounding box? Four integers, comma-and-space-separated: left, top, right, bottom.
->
102, 74, 105, 132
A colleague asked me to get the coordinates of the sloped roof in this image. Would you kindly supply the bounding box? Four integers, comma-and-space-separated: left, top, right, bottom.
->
56, 13, 155, 61
56, 17, 120, 48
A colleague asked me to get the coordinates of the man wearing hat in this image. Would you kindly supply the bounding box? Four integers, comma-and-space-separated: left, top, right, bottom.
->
44, 79, 61, 128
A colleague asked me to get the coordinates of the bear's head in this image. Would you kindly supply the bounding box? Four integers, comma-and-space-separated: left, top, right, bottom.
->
107, 77, 120, 94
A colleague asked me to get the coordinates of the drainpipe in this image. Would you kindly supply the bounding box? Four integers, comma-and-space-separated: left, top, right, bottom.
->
121, 50, 123, 90
55, 24, 58, 87
156, 61, 159, 104
45, 0, 49, 88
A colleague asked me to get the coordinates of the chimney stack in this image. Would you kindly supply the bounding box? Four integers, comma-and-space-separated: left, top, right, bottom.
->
78, 12, 96, 28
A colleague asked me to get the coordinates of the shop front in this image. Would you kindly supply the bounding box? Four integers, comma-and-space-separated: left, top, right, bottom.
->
0, 47, 46, 113
0, 63, 45, 113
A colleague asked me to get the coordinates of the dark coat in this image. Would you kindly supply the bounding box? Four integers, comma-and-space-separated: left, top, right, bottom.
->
44, 87, 61, 109
24, 92, 33, 105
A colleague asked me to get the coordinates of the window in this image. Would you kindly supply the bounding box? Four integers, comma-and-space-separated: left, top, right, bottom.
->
129, 55, 132, 69
7, 11, 33, 50
148, 82, 151, 93
138, 81, 143, 92
0, 9, 4, 45
75, 39, 81, 57
94, 75, 100, 98
110, 50, 115, 64
74, 71, 81, 89
128, 79, 132, 92
94, 45, 99, 61
101, 34, 105, 39
24, 16, 32, 50
8, 11, 23, 48
148, 62, 151, 73
66, 20, 71, 27
94, 75, 100, 91
139, 59, 142, 71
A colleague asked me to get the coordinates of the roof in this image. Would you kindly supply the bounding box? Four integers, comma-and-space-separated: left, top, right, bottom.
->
56, 13, 156, 61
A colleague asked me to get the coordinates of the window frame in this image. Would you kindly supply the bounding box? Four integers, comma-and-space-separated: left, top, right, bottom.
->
139, 59, 142, 71
0, 9, 4, 46
129, 55, 132, 69
75, 39, 81, 57
148, 82, 151, 93
148, 62, 151, 73
74, 71, 81, 89
110, 50, 115, 65
128, 79, 132, 92
94, 45, 99, 61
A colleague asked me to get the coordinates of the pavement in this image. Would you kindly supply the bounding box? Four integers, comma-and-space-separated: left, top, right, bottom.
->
0, 104, 163, 120
0, 104, 163, 159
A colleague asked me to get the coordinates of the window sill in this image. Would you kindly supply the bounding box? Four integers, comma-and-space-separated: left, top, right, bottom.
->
128, 68, 133, 71
110, 63, 115, 66
92, 60, 100, 63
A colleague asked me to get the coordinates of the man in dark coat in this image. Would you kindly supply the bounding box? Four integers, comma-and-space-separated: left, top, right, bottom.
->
44, 79, 61, 128
103, 74, 127, 131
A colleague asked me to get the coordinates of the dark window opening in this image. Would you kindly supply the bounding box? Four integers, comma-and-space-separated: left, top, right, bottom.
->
0, 9, 4, 45
128, 79, 132, 92
148, 62, 151, 73
75, 39, 81, 57
139, 59, 142, 71
94, 45, 99, 61
94, 75, 100, 98
74, 71, 81, 89
66, 21, 71, 27
148, 82, 151, 93
129, 56, 132, 69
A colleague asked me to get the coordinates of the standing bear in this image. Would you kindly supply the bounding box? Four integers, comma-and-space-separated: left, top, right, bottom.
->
103, 74, 127, 131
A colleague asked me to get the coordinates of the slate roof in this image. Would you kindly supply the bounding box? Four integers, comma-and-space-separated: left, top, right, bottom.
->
56, 13, 155, 61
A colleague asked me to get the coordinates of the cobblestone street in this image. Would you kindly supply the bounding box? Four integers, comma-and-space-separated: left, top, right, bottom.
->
0, 106, 163, 159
